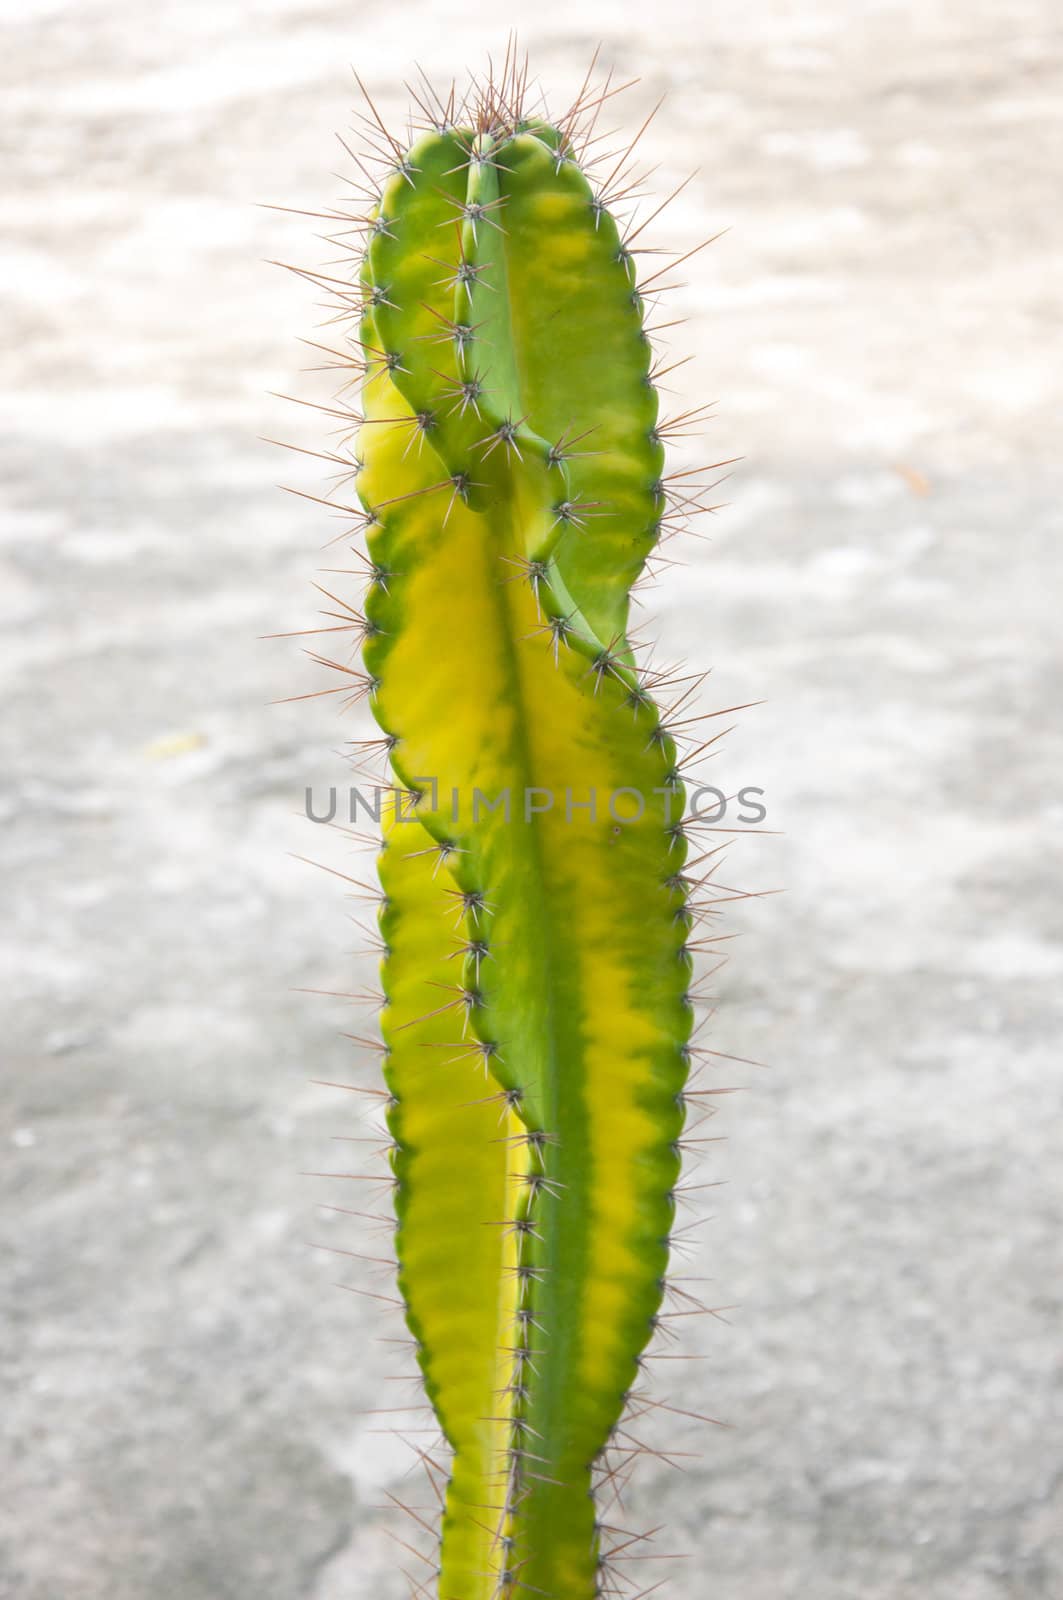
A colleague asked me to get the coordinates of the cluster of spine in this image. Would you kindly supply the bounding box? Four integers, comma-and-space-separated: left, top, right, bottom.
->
289, 55, 736, 1600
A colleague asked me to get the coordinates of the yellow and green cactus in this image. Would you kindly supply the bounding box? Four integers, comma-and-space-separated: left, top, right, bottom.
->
292, 56, 735, 1600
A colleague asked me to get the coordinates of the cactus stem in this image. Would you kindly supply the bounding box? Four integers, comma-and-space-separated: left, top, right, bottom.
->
283, 57, 749, 1596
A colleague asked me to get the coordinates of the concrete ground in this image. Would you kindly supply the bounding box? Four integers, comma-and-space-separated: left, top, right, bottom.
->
2, 0, 1060, 1596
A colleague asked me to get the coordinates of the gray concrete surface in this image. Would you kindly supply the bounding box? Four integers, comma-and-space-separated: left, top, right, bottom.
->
2, 1, 1061, 1595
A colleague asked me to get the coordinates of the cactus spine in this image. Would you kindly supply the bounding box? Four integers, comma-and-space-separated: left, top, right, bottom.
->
295, 56, 730, 1600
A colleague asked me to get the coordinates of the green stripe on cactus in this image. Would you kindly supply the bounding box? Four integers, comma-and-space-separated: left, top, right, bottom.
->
483, 133, 665, 647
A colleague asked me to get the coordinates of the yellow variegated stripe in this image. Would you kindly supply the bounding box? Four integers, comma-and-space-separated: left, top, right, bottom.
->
380, 804, 525, 1595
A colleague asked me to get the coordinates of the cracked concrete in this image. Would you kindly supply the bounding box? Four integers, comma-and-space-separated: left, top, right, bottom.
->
2, 0, 1060, 1596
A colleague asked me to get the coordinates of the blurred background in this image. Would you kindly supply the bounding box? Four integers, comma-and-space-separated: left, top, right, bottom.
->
2, 1, 1060, 1596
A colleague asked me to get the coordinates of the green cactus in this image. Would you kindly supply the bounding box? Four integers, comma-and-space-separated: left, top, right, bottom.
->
291, 55, 735, 1600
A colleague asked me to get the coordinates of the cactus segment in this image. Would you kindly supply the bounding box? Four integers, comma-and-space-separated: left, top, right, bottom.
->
301, 70, 722, 1600
471, 133, 665, 647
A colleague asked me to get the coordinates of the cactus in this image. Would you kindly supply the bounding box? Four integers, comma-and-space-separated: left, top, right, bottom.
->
288, 52, 737, 1600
